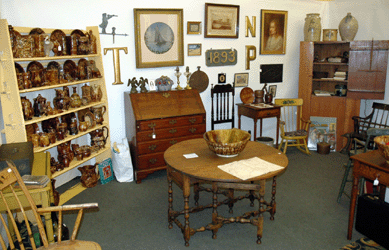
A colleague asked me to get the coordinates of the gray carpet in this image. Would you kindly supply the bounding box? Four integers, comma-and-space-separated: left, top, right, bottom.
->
61, 148, 365, 249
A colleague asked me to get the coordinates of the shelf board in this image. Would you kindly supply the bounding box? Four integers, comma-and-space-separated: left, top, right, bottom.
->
58, 182, 86, 205
33, 122, 109, 153
19, 78, 100, 93
313, 62, 348, 66
24, 100, 107, 125
52, 146, 110, 179
313, 79, 348, 83
13, 54, 100, 62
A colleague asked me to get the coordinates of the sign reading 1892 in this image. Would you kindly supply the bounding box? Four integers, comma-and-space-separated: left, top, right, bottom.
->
205, 49, 237, 67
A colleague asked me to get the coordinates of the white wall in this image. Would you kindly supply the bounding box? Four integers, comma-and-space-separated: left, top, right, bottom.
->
1, 0, 328, 146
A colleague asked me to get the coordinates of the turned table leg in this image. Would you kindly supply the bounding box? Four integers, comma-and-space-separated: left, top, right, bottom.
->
257, 179, 266, 244
183, 175, 191, 246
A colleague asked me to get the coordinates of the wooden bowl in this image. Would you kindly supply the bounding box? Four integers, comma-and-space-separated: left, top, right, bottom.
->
203, 128, 250, 157
374, 135, 389, 163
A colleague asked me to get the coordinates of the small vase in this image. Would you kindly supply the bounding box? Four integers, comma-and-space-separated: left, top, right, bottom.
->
304, 13, 322, 42
339, 13, 358, 42
70, 86, 82, 108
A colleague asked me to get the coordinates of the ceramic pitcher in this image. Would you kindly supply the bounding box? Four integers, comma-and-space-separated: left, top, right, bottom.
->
90, 105, 106, 125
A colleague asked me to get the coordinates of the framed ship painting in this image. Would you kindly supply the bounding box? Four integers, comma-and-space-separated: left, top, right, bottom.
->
134, 9, 184, 68
204, 3, 240, 38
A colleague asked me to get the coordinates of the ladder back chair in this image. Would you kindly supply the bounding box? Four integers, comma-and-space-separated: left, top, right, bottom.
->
274, 98, 311, 155
0, 160, 101, 250
337, 127, 389, 203
211, 84, 235, 130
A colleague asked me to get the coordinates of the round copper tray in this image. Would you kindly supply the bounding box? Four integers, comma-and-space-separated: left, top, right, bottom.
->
240, 87, 255, 104
189, 66, 209, 93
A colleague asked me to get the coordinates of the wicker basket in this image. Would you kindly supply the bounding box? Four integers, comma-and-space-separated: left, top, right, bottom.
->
203, 128, 250, 157
374, 135, 389, 163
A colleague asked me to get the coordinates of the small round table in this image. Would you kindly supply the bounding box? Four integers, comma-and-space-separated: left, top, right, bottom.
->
164, 138, 288, 246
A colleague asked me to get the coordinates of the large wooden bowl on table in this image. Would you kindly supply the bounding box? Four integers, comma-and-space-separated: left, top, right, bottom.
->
203, 128, 251, 157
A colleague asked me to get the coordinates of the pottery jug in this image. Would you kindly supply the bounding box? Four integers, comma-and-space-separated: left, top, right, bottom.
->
339, 13, 358, 42
81, 84, 92, 105
90, 105, 106, 125
78, 164, 98, 188
21, 96, 34, 121
89, 126, 109, 149
33, 94, 47, 117
22, 72, 32, 89
57, 141, 72, 156
91, 84, 103, 102
70, 86, 82, 108
304, 13, 321, 42
53, 89, 70, 110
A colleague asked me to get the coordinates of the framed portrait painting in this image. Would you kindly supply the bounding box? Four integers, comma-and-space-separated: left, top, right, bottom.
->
204, 3, 240, 38
260, 10, 288, 55
234, 73, 249, 87
134, 9, 184, 68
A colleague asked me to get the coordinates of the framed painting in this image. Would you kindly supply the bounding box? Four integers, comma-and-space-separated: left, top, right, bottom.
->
234, 73, 249, 87
269, 85, 277, 97
134, 8, 184, 68
187, 21, 201, 34
204, 3, 240, 38
260, 9, 288, 55
188, 44, 201, 56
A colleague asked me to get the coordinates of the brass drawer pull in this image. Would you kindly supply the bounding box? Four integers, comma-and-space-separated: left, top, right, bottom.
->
170, 140, 177, 145
169, 129, 177, 134
148, 123, 156, 129
169, 120, 177, 125
149, 158, 157, 164
148, 144, 157, 151
189, 127, 197, 133
189, 118, 197, 124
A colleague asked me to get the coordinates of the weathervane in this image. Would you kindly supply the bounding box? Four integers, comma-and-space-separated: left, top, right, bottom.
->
99, 13, 128, 43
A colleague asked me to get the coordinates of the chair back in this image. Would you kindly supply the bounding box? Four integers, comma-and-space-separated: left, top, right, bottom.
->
274, 98, 304, 133
211, 84, 235, 130
0, 160, 49, 249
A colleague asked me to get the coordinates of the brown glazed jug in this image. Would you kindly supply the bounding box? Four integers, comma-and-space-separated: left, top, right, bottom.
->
78, 164, 98, 188
89, 126, 109, 149
90, 105, 106, 125
21, 96, 34, 120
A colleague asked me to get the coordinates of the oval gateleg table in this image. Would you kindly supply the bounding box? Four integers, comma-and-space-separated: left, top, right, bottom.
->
164, 138, 288, 246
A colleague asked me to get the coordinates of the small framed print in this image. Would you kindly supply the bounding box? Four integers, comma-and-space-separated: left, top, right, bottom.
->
148, 80, 157, 91
218, 73, 226, 83
188, 44, 202, 56
234, 73, 249, 87
269, 85, 277, 97
187, 21, 201, 34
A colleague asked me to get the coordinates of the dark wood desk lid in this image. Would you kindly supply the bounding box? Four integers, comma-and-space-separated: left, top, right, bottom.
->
129, 89, 205, 121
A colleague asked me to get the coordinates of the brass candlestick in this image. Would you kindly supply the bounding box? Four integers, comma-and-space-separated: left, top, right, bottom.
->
184, 66, 192, 90
174, 66, 183, 90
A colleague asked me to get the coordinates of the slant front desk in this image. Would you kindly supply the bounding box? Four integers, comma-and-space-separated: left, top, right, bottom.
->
124, 89, 206, 183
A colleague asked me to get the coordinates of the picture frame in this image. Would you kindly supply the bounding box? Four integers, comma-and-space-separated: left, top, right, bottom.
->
188, 44, 202, 56
187, 21, 201, 34
134, 8, 184, 68
234, 73, 249, 87
269, 85, 277, 97
98, 158, 114, 185
260, 9, 288, 55
204, 3, 240, 38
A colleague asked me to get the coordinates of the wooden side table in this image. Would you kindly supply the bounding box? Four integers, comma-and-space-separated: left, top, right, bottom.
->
348, 150, 389, 240
236, 103, 281, 146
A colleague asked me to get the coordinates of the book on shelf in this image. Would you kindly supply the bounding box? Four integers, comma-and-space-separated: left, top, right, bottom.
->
15, 175, 50, 189
314, 90, 333, 96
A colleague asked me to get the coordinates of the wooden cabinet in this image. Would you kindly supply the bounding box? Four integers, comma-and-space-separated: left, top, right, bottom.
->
0, 19, 111, 204
124, 89, 206, 183
298, 40, 389, 151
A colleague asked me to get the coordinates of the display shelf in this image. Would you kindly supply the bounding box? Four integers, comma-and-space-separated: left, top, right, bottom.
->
19, 78, 99, 94
33, 122, 108, 153
52, 147, 109, 178
313, 62, 348, 66
313, 79, 348, 83
0, 19, 111, 202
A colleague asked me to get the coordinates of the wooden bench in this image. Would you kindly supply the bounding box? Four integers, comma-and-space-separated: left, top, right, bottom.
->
341, 102, 389, 153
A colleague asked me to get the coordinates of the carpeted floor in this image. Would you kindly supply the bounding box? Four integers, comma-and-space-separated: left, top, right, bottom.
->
60, 148, 371, 249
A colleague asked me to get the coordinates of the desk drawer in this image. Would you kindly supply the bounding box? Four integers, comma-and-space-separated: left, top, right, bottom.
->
259, 109, 280, 118
137, 134, 203, 155
136, 124, 205, 142
137, 152, 165, 170
137, 115, 205, 131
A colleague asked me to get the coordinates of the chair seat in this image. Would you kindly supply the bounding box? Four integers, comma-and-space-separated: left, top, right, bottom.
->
284, 129, 307, 137
38, 240, 102, 250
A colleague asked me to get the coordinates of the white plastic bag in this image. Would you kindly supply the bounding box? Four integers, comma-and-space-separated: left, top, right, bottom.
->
111, 138, 134, 182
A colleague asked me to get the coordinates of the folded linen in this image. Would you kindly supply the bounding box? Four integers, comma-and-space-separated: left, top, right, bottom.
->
218, 157, 284, 180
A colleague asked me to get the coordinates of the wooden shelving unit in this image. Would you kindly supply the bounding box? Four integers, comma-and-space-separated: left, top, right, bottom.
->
0, 19, 111, 204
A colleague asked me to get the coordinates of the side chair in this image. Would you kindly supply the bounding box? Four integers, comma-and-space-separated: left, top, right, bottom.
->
337, 127, 389, 203
211, 83, 235, 130
0, 160, 101, 250
274, 98, 311, 155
